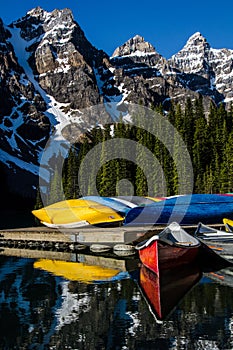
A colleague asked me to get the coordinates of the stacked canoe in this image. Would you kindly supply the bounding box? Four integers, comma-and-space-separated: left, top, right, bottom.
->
32, 194, 233, 229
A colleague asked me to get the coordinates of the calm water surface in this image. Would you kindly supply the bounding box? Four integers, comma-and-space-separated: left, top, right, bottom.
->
0, 251, 233, 350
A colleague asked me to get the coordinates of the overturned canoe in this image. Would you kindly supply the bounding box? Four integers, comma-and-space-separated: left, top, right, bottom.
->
110, 196, 164, 206
124, 194, 233, 226
82, 196, 134, 214
223, 218, 233, 232
32, 199, 124, 228
195, 222, 233, 261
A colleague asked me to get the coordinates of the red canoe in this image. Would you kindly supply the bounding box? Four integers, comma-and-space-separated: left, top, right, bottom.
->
135, 222, 201, 275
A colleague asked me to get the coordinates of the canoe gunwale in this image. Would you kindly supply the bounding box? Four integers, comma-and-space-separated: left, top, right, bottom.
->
136, 222, 200, 250
195, 222, 233, 241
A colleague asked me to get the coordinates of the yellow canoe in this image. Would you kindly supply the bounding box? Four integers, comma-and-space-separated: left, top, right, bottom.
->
32, 199, 124, 228
223, 218, 233, 232
34, 259, 121, 283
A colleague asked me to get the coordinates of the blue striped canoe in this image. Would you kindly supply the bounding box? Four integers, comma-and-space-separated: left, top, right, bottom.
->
124, 194, 233, 226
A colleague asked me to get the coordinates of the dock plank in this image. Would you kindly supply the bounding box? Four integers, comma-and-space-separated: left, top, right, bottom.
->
0, 225, 156, 245
0, 224, 224, 246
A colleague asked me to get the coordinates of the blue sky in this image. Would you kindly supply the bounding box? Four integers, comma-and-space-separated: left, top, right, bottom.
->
0, 0, 233, 58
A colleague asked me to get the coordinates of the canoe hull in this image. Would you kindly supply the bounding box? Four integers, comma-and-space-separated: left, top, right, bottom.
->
195, 222, 233, 261
223, 218, 233, 232
32, 199, 124, 228
125, 194, 233, 226
138, 240, 200, 275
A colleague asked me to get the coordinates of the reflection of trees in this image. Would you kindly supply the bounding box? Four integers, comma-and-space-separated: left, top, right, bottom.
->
0, 256, 233, 349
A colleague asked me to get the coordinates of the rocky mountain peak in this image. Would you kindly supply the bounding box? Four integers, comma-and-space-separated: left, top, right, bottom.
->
26, 6, 47, 17
13, 7, 75, 41
111, 34, 156, 57
25, 6, 73, 21
185, 31, 209, 48
169, 31, 211, 76
0, 6, 233, 202
173, 31, 211, 60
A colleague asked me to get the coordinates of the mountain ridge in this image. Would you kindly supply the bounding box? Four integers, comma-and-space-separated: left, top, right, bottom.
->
0, 7, 232, 202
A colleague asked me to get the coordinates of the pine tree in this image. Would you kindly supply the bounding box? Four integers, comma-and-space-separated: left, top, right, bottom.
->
192, 96, 211, 192
79, 137, 98, 196
34, 186, 43, 209
64, 147, 79, 199
184, 97, 195, 158
98, 126, 118, 196
167, 101, 176, 126
220, 131, 233, 193
226, 103, 233, 133
48, 165, 64, 204
152, 137, 166, 196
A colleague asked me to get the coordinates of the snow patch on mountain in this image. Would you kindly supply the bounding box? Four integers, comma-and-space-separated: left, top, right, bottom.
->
5, 25, 74, 179
0, 148, 49, 179
8, 26, 68, 128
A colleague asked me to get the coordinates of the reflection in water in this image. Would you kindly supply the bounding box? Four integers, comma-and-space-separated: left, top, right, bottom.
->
137, 263, 202, 323
205, 266, 233, 287
33, 259, 128, 284
0, 254, 233, 349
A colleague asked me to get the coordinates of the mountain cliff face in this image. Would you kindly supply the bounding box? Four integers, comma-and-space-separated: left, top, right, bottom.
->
0, 7, 232, 202
14, 7, 104, 109
110, 33, 227, 109
169, 32, 233, 103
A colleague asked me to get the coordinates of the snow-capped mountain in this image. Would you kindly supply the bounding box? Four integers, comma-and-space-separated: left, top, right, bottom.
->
0, 7, 233, 201
110, 32, 226, 109
0, 7, 112, 199
169, 32, 233, 103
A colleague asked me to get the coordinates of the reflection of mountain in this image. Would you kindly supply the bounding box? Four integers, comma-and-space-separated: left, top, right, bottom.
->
1, 254, 233, 348
0, 254, 141, 348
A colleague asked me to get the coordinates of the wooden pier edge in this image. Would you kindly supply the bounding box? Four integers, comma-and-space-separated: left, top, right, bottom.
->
0, 223, 224, 246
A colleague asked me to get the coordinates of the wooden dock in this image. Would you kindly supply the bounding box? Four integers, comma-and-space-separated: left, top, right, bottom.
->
0, 225, 159, 245
0, 223, 224, 249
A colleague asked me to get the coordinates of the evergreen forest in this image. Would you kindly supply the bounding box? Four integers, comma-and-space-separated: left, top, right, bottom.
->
38, 96, 233, 206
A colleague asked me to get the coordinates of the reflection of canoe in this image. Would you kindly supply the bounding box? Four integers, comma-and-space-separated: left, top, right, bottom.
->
124, 194, 233, 226
205, 267, 233, 287
135, 222, 200, 275
34, 259, 129, 284
32, 199, 124, 228
138, 264, 201, 323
